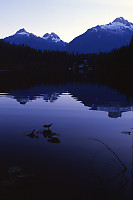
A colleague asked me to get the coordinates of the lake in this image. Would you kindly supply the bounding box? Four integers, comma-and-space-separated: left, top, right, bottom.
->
0, 80, 132, 200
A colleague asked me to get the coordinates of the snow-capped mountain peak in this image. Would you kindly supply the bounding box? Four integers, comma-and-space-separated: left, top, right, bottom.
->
15, 28, 30, 36
42, 32, 61, 43
100, 17, 133, 32
4, 28, 66, 51
113, 17, 130, 25
51, 32, 60, 39
68, 17, 133, 54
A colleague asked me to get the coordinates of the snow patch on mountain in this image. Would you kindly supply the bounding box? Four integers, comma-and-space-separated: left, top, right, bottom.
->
67, 17, 133, 54
52, 37, 61, 43
15, 28, 30, 36
100, 17, 133, 32
42, 32, 62, 43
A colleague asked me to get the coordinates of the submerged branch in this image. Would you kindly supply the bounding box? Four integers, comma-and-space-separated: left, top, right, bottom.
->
88, 138, 127, 172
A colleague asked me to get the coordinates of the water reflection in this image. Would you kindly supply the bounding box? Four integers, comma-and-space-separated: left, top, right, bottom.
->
14, 92, 61, 104
0, 82, 132, 200
0, 83, 132, 118
90, 104, 132, 118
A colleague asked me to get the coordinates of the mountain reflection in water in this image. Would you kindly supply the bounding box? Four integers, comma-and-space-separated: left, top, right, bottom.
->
0, 83, 132, 118
0, 81, 132, 200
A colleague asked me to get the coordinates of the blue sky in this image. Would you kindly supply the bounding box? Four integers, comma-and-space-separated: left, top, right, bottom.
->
0, 0, 133, 42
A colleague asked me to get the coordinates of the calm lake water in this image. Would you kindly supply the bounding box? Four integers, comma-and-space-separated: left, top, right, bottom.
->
0, 81, 132, 200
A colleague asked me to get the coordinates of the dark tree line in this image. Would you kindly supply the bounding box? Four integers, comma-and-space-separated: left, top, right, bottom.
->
0, 38, 133, 97
93, 36, 133, 97
95, 36, 133, 71
0, 36, 133, 73
0, 40, 82, 73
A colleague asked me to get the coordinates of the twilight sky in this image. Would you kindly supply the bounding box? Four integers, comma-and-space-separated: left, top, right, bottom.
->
0, 0, 133, 42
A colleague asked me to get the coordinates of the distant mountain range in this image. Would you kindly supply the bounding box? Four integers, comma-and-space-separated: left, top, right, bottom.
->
4, 28, 67, 51
3, 17, 133, 54
67, 17, 133, 53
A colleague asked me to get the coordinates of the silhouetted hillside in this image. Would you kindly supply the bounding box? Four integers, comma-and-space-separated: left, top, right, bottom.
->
0, 40, 79, 72
0, 36, 133, 98
67, 17, 133, 54
95, 36, 133, 71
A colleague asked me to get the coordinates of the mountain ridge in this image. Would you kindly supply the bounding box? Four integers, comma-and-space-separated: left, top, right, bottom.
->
3, 17, 133, 53
67, 17, 133, 54
4, 28, 67, 51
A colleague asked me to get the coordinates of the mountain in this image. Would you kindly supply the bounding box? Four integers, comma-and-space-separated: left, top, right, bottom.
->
42, 32, 66, 47
67, 17, 133, 54
3, 28, 67, 51
2, 17, 133, 54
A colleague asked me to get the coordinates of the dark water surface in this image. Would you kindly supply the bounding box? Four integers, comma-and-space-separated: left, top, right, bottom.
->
0, 81, 132, 200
